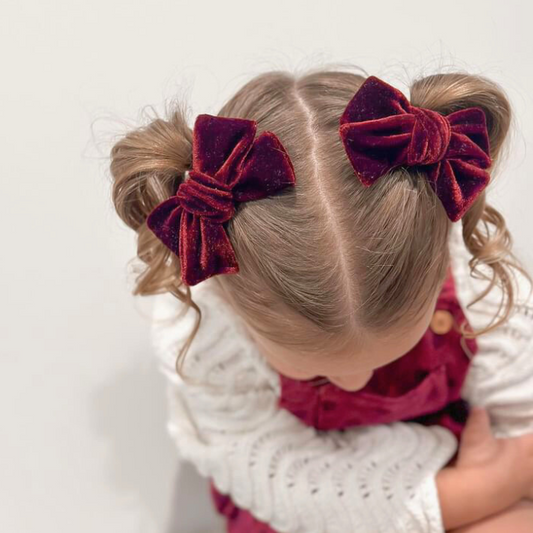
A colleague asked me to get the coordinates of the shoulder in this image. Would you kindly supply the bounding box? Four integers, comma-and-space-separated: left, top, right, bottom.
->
150, 278, 280, 394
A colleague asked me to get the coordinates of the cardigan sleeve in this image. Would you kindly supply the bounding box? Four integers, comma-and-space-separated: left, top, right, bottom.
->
450, 224, 533, 439
150, 284, 458, 533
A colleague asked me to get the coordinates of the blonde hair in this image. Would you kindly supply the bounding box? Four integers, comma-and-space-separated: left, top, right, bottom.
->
109, 65, 532, 378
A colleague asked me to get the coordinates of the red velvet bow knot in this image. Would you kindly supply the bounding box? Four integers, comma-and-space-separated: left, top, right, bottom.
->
146, 114, 296, 286
406, 107, 451, 166
339, 76, 493, 221
177, 170, 235, 223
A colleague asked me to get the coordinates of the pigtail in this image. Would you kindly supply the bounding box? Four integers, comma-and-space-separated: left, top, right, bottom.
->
410, 72, 533, 338
109, 100, 201, 378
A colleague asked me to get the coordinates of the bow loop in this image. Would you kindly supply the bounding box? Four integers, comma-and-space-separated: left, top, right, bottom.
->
340, 74, 412, 123
445, 108, 492, 167
339, 76, 493, 221
192, 114, 257, 184
338, 114, 415, 186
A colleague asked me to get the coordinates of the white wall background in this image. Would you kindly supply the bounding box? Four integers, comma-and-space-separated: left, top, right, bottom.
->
1, 1, 532, 532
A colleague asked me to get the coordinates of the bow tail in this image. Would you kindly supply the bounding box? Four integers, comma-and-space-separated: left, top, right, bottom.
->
146, 196, 183, 256
180, 212, 239, 286
426, 159, 491, 222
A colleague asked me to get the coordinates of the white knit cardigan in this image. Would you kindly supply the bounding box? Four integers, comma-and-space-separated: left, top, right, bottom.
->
150, 222, 533, 533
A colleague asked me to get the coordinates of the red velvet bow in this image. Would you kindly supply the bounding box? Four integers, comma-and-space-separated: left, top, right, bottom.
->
146, 114, 296, 286
339, 76, 493, 221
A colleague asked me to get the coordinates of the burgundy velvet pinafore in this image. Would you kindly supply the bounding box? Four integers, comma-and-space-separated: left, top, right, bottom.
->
209, 265, 478, 532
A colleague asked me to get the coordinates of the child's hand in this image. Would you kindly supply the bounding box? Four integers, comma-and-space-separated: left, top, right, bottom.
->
436, 406, 533, 530
456, 406, 533, 501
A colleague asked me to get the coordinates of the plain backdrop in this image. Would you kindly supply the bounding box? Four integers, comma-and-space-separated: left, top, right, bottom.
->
1, 1, 532, 532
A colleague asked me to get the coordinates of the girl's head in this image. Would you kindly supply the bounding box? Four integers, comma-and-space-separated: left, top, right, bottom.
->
110, 66, 531, 386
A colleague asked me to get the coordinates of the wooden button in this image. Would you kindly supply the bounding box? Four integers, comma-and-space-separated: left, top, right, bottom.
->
430, 309, 454, 335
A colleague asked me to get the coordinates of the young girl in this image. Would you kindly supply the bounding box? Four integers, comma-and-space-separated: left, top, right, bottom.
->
109, 68, 533, 532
